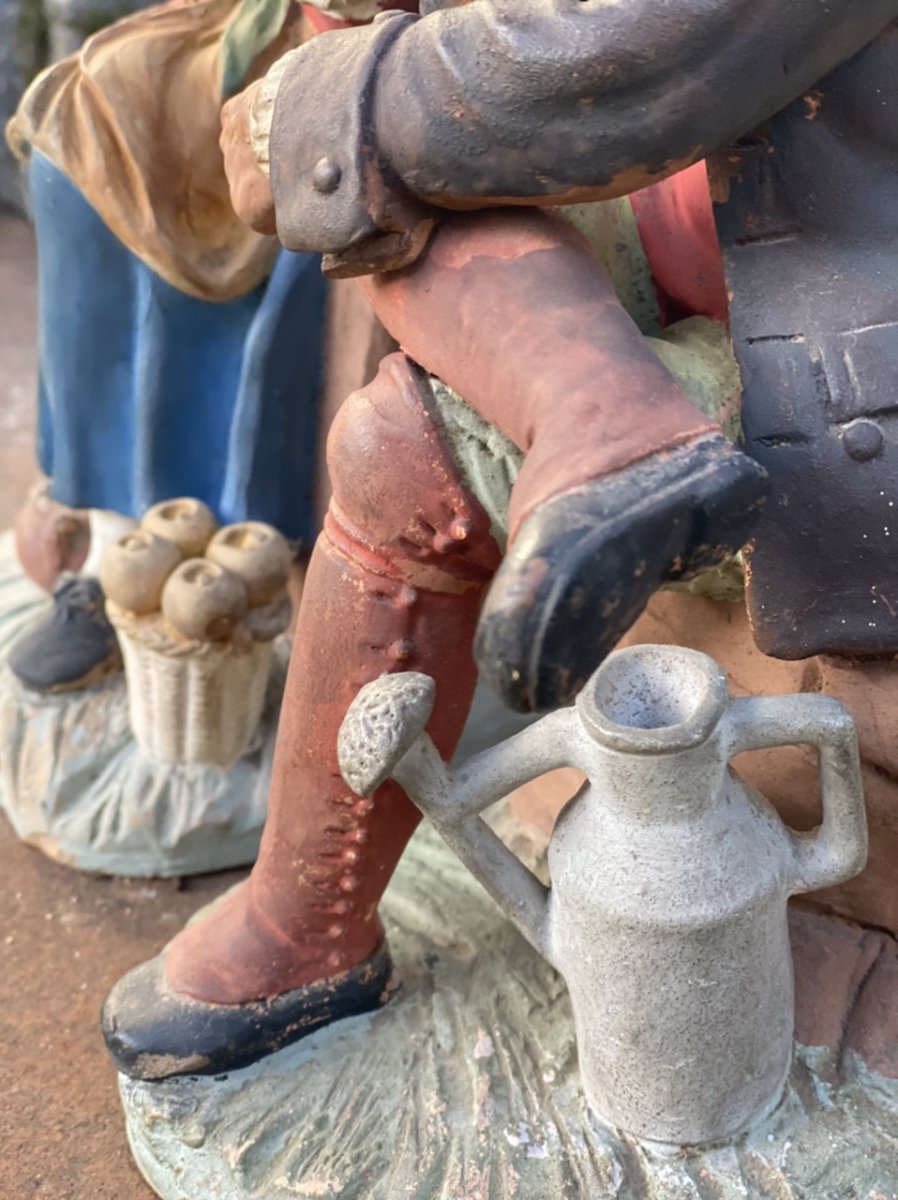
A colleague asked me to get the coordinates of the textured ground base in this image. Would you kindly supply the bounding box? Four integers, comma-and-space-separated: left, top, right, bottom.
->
121, 818, 898, 1200
0, 530, 284, 876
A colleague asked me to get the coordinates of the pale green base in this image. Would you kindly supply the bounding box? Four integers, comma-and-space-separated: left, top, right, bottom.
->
120, 818, 897, 1200
0, 530, 281, 876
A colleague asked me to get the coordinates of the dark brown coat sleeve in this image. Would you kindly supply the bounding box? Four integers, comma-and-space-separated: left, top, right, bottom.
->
268, 1, 898, 273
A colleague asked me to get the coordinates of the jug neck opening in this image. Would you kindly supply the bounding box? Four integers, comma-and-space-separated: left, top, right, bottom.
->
577, 645, 729, 755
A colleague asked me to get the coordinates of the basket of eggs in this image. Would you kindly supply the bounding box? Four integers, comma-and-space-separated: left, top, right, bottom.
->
101, 499, 292, 769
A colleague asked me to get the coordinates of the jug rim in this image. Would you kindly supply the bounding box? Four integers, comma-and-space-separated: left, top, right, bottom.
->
577, 644, 729, 754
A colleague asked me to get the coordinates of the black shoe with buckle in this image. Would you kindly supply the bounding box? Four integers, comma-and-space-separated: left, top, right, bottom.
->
475, 433, 768, 713
8, 574, 122, 694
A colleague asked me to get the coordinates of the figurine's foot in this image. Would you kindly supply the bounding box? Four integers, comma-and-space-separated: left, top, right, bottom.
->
102, 939, 397, 1080
475, 434, 767, 712
8, 574, 122, 693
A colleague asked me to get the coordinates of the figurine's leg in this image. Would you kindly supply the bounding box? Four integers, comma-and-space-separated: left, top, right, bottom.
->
101, 353, 501, 1079
358, 207, 768, 712
13, 481, 90, 591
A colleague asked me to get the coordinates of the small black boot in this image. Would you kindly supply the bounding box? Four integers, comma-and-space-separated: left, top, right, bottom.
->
9, 575, 122, 693
475, 434, 767, 713
101, 941, 397, 1080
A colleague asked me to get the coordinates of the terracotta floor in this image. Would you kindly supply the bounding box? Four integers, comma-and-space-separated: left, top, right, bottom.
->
0, 213, 247, 1198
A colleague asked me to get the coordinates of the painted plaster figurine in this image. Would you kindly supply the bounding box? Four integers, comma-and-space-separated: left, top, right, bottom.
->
4, 0, 326, 694
101, 0, 898, 1081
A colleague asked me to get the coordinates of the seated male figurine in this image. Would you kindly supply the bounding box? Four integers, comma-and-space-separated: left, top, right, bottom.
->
101, 0, 898, 1079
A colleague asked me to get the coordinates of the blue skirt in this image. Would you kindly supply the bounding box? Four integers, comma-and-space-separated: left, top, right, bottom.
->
31, 151, 327, 546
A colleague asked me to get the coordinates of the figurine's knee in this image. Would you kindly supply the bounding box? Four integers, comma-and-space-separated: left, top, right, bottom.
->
326, 354, 421, 547
326, 353, 499, 579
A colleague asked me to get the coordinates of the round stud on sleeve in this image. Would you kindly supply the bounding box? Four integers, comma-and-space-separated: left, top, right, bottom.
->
312, 157, 343, 194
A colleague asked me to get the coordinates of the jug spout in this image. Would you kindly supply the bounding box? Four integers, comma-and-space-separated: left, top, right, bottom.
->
338, 672, 578, 961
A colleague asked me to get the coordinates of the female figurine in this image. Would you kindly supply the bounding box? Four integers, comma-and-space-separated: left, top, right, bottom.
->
5, 0, 327, 692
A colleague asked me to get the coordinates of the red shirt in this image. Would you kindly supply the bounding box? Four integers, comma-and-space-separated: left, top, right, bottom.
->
631, 163, 729, 326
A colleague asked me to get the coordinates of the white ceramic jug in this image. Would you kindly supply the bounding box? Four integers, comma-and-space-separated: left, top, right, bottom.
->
338, 644, 867, 1146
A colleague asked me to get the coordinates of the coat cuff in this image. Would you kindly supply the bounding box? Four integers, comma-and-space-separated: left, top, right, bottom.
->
268, 11, 435, 276
249, 53, 292, 178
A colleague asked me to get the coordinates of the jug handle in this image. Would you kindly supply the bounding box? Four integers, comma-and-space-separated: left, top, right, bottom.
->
724, 695, 867, 893
394, 708, 579, 963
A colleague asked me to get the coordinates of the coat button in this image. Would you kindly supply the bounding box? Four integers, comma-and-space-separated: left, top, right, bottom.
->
842, 418, 884, 461
312, 157, 342, 194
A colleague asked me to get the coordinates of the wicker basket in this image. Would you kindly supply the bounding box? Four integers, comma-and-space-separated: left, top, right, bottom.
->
108, 604, 274, 768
